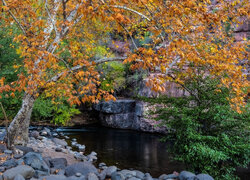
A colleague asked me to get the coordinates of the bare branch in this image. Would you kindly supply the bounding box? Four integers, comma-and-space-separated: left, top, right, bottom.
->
48, 57, 127, 83
111, 5, 151, 21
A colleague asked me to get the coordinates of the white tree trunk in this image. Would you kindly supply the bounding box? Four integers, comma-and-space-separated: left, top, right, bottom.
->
7, 93, 36, 148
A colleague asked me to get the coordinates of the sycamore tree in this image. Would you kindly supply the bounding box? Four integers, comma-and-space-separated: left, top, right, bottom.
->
0, 0, 248, 148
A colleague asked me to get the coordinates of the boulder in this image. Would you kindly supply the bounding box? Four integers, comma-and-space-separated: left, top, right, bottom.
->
30, 131, 39, 139
22, 152, 50, 178
196, 174, 214, 180
3, 165, 35, 180
134, 170, 144, 179
111, 172, 125, 180
13, 174, 25, 180
50, 158, 67, 169
179, 171, 196, 180
87, 172, 99, 180
52, 138, 68, 147
1, 159, 17, 169
159, 174, 178, 180
15, 145, 34, 155
65, 162, 98, 177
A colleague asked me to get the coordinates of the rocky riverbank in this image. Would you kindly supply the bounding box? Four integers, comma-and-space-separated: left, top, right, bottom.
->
0, 127, 214, 180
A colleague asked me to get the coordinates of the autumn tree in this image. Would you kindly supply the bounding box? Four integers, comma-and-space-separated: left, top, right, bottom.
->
0, 0, 248, 147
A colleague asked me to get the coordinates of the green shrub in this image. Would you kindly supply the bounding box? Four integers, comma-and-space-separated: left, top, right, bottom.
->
145, 76, 249, 179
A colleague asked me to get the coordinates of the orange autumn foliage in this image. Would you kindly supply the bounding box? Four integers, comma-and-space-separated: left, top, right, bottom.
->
0, 0, 249, 112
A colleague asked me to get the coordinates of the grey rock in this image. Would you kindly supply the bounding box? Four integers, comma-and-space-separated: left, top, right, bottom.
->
16, 159, 24, 166
144, 173, 153, 180
196, 174, 214, 180
55, 147, 62, 152
15, 145, 34, 155
87, 172, 99, 180
106, 166, 118, 177
3, 165, 35, 180
1, 159, 17, 169
111, 172, 125, 180
14, 154, 23, 159
4, 150, 13, 155
31, 131, 40, 138
65, 162, 98, 177
40, 131, 48, 136
50, 158, 67, 169
13, 174, 25, 180
57, 169, 65, 175
67, 176, 85, 180
120, 169, 136, 177
179, 171, 196, 180
22, 152, 50, 177
72, 138, 77, 142
159, 174, 178, 180
38, 175, 67, 180
0, 166, 5, 172
52, 138, 68, 147
78, 145, 86, 152
128, 177, 141, 180
98, 162, 106, 168
75, 172, 82, 177
0, 144, 7, 153
43, 157, 52, 167
74, 153, 87, 161
134, 170, 144, 179
0, 175, 2, 180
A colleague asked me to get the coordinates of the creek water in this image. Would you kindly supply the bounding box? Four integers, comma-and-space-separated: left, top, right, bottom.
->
57, 126, 184, 177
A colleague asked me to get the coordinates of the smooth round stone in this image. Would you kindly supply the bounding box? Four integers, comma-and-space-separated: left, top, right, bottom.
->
72, 138, 77, 142
75, 173, 82, 177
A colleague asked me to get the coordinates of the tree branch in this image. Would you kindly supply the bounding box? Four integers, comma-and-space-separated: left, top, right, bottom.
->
1, 0, 27, 35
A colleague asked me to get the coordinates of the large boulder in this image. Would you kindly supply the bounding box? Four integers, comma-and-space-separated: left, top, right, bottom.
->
65, 162, 98, 177
3, 165, 35, 180
22, 152, 50, 178
196, 174, 214, 180
179, 171, 196, 180
15, 145, 34, 155
52, 138, 68, 147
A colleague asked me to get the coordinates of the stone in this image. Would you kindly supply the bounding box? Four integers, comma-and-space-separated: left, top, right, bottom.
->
78, 145, 86, 152
65, 162, 98, 177
55, 147, 62, 152
43, 157, 52, 167
38, 175, 67, 180
128, 177, 141, 180
75, 173, 82, 177
22, 152, 50, 177
40, 131, 48, 136
111, 172, 125, 180
4, 150, 13, 155
72, 138, 77, 141
144, 173, 153, 180
87, 172, 99, 180
31, 131, 40, 138
159, 174, 178, 180
196, 174, 214, 180
0, 144, 7, 153
14, 154, 23, 159
105, 166, 118, 177
1, 159, 17, 169
15, 145, 34, 155
3, 165, 35, 180
179, 171, 196, 180
99, 162, 106, 168
0, 167, 5, 172
120, 169, 137, 177
13, 174, 25, 180
52, 138, 68, 147
135, 170, 144, 179
50, 158, 67, 169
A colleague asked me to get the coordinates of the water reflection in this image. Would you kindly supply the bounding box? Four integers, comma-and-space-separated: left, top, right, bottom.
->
60, 126, 184, 177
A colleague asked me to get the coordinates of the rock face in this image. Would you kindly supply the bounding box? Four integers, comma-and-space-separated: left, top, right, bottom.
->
93, 99, 167, 134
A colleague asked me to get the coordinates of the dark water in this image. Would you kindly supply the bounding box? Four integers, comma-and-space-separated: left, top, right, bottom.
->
57, 126, 184, 177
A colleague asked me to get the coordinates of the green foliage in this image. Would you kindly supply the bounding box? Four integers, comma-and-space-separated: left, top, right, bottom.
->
144, 77, 250, 180
32, 96, 80, 125
99, 61, 126, 93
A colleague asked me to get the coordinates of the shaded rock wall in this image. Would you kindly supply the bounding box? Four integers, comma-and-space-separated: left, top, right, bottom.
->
93, 99, 167, 134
